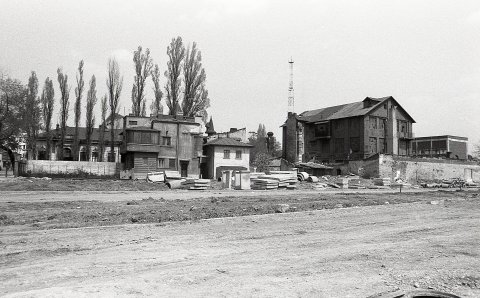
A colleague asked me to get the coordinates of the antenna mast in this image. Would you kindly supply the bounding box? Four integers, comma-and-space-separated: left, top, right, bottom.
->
288, 57, 295, 113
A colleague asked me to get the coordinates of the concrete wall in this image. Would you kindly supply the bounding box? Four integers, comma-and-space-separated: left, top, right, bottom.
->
379, 155, 480, 183
22, 160, 120, 177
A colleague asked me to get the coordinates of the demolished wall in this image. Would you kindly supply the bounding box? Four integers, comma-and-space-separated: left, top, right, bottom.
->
346, 154, 480, 183
20, 160, 120, 178
379, 155, 480, 183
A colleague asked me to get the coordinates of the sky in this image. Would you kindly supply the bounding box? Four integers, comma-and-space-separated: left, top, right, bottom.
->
1, 0, 480, 152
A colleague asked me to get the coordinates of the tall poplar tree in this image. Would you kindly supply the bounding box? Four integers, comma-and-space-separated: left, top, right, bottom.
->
73, 60, 84, 160
131, 46, 152, 116
25, 71, 41, 159
106, 58, 123, 162
150, 64, 163, 116
85, 75, 97, 161
164, 36, 185, 115
41, 78, 55, 160
57, 68, 70, 160
182, 42, 210, 121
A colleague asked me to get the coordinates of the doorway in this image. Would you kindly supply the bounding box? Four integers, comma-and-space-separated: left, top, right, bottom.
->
180, 160, 189, 177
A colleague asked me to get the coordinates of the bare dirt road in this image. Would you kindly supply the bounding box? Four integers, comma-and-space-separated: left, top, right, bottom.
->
1, 193, 479, 297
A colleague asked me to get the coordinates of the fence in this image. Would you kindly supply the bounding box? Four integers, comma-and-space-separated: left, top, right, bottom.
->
19, 160, 120, 178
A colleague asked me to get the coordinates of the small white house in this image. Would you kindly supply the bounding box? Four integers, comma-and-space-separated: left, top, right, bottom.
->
203, 138, 252, 180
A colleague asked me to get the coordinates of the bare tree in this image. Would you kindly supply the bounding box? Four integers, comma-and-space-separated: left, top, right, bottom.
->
57, 68, 70, 160
182, 42, 210, 122
41, 78, 55, 160
98, 95, 107, 162
106, 58, 123, 162
131, 46, 153, 116
165, 36, 185, 115
73, 60, 84, 161
25, 71, 41, 159
150, 64, 163, 116
85, 75, 97, 161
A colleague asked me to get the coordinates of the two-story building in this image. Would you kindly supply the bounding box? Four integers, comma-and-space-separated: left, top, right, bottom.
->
121, 114, 204, 179
203, 138, 252, 180
282, 96, 415, 163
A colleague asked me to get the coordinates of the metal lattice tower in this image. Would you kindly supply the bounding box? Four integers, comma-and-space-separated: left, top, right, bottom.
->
288, 58, 295, 113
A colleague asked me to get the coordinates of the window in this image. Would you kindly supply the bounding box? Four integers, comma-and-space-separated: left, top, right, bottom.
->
224, 150, 230, 159
350, 137, 360, 152
314, 124, 328, 137
369, 137, 377, 154
158, 158, 166, 168
236, 150, 242, 159
370, 116, 377, 129
379, 138, 385, 153
334, 138, 344, 153
379, 118, 386, 130
128, 120, 138, 125
127, 131, 159, 144
169, 159, 176, 169
162, 136, 171, 146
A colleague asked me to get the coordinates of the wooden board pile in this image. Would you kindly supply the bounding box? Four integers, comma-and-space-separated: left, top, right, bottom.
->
264, 171, 297, 188
181, 178, 211, 190
373, 177, 391, 186
251, 178, 279, 190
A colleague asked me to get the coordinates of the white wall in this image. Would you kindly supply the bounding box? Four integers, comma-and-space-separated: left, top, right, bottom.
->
211, 146, 250, 177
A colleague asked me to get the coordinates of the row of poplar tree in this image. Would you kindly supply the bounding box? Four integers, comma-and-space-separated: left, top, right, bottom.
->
0, 36, 210, 163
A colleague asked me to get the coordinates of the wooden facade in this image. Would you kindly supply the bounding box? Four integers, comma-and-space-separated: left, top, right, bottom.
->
283, 97, 415, 164
121, 114, 204, 179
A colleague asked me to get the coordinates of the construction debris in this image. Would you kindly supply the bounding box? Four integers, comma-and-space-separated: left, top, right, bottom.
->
297, 172, 309, 181
182, 179, 211, 190
251, 178, 279, 190
146, 172, 165, 183
164, 171, 182, 180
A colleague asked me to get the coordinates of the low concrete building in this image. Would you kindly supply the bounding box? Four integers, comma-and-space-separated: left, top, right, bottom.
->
412, 135, 468, 160
203, 138, 252, 180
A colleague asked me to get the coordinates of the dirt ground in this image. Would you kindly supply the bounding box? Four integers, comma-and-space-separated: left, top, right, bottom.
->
1, 186, 479, 297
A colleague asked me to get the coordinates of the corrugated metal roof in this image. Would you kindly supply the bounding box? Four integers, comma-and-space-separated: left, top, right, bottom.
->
295, 96, 415, 123
298, 97, 388, 123
204, 138, 252, 147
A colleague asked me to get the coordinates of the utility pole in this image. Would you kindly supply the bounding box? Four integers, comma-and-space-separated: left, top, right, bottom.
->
288, 58, 295, 113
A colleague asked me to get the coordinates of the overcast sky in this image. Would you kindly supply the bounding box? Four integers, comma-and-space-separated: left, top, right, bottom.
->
1, 0, 480, 152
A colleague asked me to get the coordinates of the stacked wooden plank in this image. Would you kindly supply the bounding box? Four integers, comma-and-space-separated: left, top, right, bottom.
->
181, 178, 211, 190
373, 177, 391, 186
249, 172, 266, 180
251, 178, 279, 190
265, 171, 298, 187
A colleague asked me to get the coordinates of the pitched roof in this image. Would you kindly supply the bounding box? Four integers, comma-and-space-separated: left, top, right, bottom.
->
296, 96, 415, 123
204, 138, 252, 147
205, 117, 216, 134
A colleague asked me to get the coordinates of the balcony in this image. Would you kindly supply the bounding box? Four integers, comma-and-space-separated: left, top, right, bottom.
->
399, 132, 414, 140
